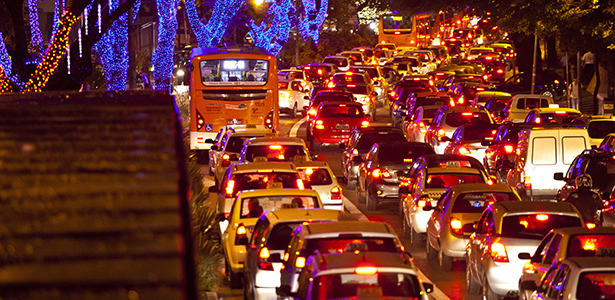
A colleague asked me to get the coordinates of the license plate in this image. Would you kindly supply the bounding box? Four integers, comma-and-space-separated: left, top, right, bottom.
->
336, 124, 350, 129
435, 101, 444, 105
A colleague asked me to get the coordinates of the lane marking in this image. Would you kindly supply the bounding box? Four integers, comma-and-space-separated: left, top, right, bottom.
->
289, 117, 306, 138
342, 195, 451, 300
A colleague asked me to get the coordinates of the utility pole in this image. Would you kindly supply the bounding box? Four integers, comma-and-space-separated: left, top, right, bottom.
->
531, 34, 538, 94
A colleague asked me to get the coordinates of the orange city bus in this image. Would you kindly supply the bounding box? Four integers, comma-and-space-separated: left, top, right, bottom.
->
378, 13, 433, 48
189, 45, 279, 151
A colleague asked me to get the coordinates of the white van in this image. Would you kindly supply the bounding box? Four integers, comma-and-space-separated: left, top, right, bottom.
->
505, 94, 554, 123
506, 127, 590, 200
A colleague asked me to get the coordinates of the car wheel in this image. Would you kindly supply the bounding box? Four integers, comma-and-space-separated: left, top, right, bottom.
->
438, 245, 453, 271
347, 178, 357, 190
466, 260, 480, 295
483, 276, 499, 300
398, 197, 404, 219
367, 192, 378, 211
227, 261, 243, 289
425, 236, 437, 260
411, 226, 424, 248
357, 182, 366, 204
292, 103, 299, 118
310, 139, 322, 151
541, 90, 554, 98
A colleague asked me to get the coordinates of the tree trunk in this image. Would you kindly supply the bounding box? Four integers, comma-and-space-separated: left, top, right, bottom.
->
5, 0, 31, 83
546, 36, 557, 71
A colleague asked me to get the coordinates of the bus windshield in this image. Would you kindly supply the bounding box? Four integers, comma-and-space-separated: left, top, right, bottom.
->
200, 59, 269, 86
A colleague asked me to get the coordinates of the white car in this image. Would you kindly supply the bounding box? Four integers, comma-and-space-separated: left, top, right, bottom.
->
527, 256, 615, 300
238, 136, 315, 164
294, 161, 343, 210
279, 79, 311, 117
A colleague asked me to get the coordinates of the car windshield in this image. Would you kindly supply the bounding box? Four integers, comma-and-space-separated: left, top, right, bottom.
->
576, 272, 615, 300
312, 96, 353, 107
312, 273, 423, 300
412, 96, 449, 108
588, 121, 615, 139
445, 112, 491, 127
462, 128, 496, 141
324, 58, 348, 68
243, 145, 307, 162
425, 173, 484, 188
230, 172, 301, 197
500, 214, 582, 238
379, 145, 435, 164
296, 167, 333, 185
485, 99, 511, 112
226, 135, 266, 153
452, 192, 518, 213
266, 222, 305, 250
304, 237, 399, 256
566, 234, 615, 257
356, 132, 407, 151
320, 104, 365, 118
240, 195, 318, 218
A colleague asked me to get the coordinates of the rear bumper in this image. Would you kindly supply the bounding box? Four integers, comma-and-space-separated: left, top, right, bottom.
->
313, 131, 351, 144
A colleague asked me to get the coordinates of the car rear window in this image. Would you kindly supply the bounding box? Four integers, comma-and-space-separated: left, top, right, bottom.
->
334, 74, 364, 83
445, 112, 491, 127
500, 214, 582, 239
588, 120, 615, 139
321, 104, 365, 118
312, 96, 354, 107
452, 192, 518, 213
312, 273, 423, 300
266, 222, 304, 250
534, 112, 582, 124
413, 96, 449, 108
425, 173, 484, 188
296, 167, 333, 185
243, 145, 307, 162
463, 127, 496, 141
516, 98, 550, 110
304, 237, 399, 256
352, 68, 378, 79
231, 172, 301, 197
240, 195, 318, 218
324, 58, 348, 67
378, 145, 435, 164
304, 69, 328, 81
226, 135, 265, 153
342, 85, 369, 95
567, 234, 615, 257
576, 272, 615, 300
279, 82, 289, 89
356, 132, 407, 150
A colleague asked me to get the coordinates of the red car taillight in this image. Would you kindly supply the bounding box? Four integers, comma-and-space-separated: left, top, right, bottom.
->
258, 247, 274, 271
225, 179, 235, 197
372, 168, 392, 179
490, 242, 509, 262
222, 153, 231, 167
504, 145, 514, 153
331, 186, 341, 200
315, 119, 325, 129
419, 121, 427, 133
450, 217, 463, 235
524, 176, 531, 190
295, 256, 306, 268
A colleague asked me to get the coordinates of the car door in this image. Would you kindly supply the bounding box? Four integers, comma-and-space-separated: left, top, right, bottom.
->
469, 208, 494, 278
544, 263, 570, 300
358, 145, 377, 192
427, 189, 452, 251
245, 217, 271, 289
342, 131, 359, 172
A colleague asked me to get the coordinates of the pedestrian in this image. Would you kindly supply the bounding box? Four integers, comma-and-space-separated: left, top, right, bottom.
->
581, 51, 595, 88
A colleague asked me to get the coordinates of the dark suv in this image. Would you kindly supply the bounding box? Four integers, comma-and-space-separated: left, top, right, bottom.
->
554, 149, 615, 201
339, 126, 407, 190
356, 142, 435, 211
483, 122, 533, 182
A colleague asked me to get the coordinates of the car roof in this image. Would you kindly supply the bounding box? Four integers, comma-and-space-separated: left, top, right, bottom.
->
418, 154, 484, 165
313, 252, 417, 275
440, 105, 486, 112
449, 183, 513, 193
262, 208, 344, 223
374, 141, 434, 150
303, 221, 396, 237
413, 91, 449, 97
425, 168, 482, 175
475, 91, 511, 97
232, 162, 296, 172
293, 161, 331, 169
492, 201, 579, 215
563, 257, 615, 270
531, 108, 581, 114
236, 188, 319, 199
550, 226, 615, 236
246, 136, 306, 145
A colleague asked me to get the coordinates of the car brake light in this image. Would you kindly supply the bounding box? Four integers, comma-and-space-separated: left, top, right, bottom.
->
587, 223, 596, 229
372, 168, 391, 178
236, 224, 247, 235
295, 256, 306, 268
462, 112, 473, 116
269, 145, 283, 150
450, 217, 463, 235
524, 176, 531, 190
361, 120, 370, 128
259, 247, 270, 259
308, 108, 317, 116
331, 186, 341, 200
318, 69, 323, 75
413, 77, 421, 81
225, 180, 235, 196
345, 72, 353, 75
284, 253, 289, 261
347, 84, 356, 87
352, 149, 359, 155
554, 79, 560, 84
297, 179, 305, 190
555, 111, 567, 114
258, 262, 274, 270
536, 214, 549, 221
490, 242, 509, 262
222, 154, 231, 167
437, 128, 445, 136
419, 121, 427, 133
416, 199, 427, 207
328, 82, 335, 88
459, 96, 465, 104
535, 117, 541, 123
477, 87, 485, 91
497, 69, 504, 74
355, 266, 377, 275
459, 147, 469, 154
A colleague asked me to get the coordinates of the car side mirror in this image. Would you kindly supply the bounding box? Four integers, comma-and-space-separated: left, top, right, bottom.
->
339, 142, 347, 149
462, 222, 476, 233
210, 145, 219, 151
518, 252, 532, 260
310, 154, 319, 161
208, 185, 219, 193
440, 136, 451, 142
304, 96, 310, 100
304, 89, 310, 93
237, 235, 249, 245
519, 280, 538, 292
554, 172, 565, 181
481, 138, 491, 146
422, 282, 434, 294
352, 156, 364, 164
205, 138, 215, 144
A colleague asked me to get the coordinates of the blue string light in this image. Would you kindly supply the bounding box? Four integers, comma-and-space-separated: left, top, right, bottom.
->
28, 0, 43, 63
93, 0, 129, 91
51, 0, 60, 40
0, 32, 12, 77
152, 0, 178, 92
248, 0, 294, 55
133, 0, 141, 20
185, 0, 242, 47
298, 0, 328, 43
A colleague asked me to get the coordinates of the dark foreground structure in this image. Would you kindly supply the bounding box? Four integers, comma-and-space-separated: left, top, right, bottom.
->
0, 91, 197, 300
